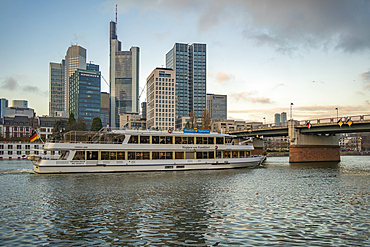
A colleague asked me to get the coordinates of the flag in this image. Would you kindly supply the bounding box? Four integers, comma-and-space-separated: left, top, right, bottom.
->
29, 131, 39, 142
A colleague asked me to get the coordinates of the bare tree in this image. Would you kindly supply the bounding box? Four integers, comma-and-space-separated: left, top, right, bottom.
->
201, 108, 212, 129
189, 109, 197, 129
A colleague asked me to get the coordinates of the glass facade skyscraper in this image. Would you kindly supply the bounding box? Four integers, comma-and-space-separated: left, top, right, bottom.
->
69, 69, 101, 127
49, 61, 65, 116
206, 94, 227, 122
166, 43, 206, 119
0, 98, 8, 118
109, 21, 140, 128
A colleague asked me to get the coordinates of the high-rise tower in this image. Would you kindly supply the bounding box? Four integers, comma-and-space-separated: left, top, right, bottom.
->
49, 61, 65, 116
166, 43, 206, 119
64, 45, 86, 113
109, 19, 140, 128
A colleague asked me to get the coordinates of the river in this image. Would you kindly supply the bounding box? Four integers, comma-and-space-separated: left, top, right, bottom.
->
0, 156, 369, 246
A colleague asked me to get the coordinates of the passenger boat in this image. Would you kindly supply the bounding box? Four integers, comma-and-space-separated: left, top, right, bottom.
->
28, 128, 265, 174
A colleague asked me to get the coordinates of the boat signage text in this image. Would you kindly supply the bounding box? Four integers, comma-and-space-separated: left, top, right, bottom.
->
182, 145, 212, 150
183, 129, 210, 134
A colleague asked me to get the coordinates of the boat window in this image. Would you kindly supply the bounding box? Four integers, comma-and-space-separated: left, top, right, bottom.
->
101, 151, 109, 160
166, 136, 173, 144
185, 152, 194, 159
59, 151, 70, 160
188, 137, 194, 144
182, 137, 188, 144
232, 151, 238, 158
128, 152, 135, 160
223, 151, 231, 158
216, 137, 224, 144
166, 152, 173, 159
239, 151, 245, 158
152, 136, 159, 144
140, 136, 150, 144
246, 151, 250, 157
196, 152, 202, 159
202, 152, 208, 159
175, 152, 184, 159
128, 135, 138, 144
152, 152, 159, 159
117, 151, 125, 160
209, 151, 215, 159
110, 152, 117, 160
175, 137, 181, 144
73, 151, 85, 160
216, 151, 222, 158
159, 136, 166, 144
87, 151, 98, 160
196, 137, 202, 144
208, 137, 214, 144
226, 137, 233, 144
203, 137, 208, 144
136, 152, 143, 160
143, 152, 150, 160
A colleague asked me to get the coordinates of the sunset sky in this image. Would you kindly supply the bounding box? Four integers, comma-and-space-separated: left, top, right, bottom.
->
0, 0, 369, 123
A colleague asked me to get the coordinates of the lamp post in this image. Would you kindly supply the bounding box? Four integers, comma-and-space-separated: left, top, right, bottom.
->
290, 103, 294, 120
335, 107, 339, 121
263, 117, 266, 125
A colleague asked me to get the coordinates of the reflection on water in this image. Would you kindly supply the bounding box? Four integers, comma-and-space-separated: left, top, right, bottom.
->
0, 157, 369, 246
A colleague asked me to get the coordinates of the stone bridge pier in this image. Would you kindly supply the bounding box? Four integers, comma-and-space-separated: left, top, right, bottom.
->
288, 120, 340, 163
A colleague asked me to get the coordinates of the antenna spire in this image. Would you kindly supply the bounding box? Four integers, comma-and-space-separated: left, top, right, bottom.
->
115, 4, 117, 23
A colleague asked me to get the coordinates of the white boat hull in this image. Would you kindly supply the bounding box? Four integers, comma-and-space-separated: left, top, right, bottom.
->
32, 157, 264, 174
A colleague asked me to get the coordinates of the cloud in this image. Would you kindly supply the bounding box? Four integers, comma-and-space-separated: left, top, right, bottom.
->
214, 71, 234, 84
229, 91, 273, 104
23, 86, 39, 93
1, 76, 18, 91
273, 83, 285, 90
360, 70, 370, 89
114, 0, 370, 54
366, 100, 370, 105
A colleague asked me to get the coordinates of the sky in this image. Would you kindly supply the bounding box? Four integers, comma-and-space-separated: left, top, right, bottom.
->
0, 0, 369, 123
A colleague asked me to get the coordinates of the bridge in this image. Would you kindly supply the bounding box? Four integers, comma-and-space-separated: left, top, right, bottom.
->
230, 114, 370, 163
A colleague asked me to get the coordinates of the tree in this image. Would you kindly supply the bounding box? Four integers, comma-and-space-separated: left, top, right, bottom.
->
189, 109, 197, 129
68, 112, 76, 125
201, 108, 212, 129
91, 117, 103, 131
53, 120, 67, 133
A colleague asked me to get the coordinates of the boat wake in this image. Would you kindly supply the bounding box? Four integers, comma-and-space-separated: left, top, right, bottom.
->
0, 169, 35, 175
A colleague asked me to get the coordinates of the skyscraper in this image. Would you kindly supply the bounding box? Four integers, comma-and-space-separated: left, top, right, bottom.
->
69, 69, 101, 127
274, 113, 281, 124
49, 61, 65, 116
64, 45, 86, 113
166, 43, 206, 119
109, 20, 140, 128
0, 98, 8, 118
206, 93, 227, 122
281, 112, 287, 124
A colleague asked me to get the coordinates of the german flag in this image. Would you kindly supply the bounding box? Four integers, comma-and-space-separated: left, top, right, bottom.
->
29, 131, 39, 142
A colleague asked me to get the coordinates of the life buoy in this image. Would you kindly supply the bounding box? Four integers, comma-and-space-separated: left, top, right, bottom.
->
168, 129, 173, 134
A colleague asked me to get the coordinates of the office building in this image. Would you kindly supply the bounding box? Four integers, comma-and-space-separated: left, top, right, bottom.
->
146, 68, 176, 130
86, 62, 99, 71
49, 61, 65, 116
206, 94, 227, 122
109, 20, 140, 128
281, 112, 287, 124
166, 43, 206, 119
100, 92, 109, 127
274, 113, 281, 124
64, 45, 87, 113
12, 100, 28, 108
69, 69, 101, 127
141, 102, 147, 120
0, 98, 8, 118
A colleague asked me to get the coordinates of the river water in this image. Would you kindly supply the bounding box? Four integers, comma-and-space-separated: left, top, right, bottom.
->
0, 156, 369, 246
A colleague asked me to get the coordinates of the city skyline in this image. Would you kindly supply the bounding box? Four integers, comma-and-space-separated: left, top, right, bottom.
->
1, 0, 370, 123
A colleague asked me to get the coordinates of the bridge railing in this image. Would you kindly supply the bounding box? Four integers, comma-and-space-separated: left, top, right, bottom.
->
249, 114, 370, 130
